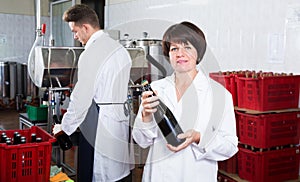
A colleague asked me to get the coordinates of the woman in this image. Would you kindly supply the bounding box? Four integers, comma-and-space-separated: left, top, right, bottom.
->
132, 21, 238, 182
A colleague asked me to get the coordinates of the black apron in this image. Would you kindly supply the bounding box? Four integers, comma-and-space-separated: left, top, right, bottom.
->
77, 99, 99, 182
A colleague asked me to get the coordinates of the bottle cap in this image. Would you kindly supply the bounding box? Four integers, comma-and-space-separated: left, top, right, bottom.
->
21, 136, 26, 142
6, 140, 12, 145
20, 139, 26, 144
36, 137, 42, 142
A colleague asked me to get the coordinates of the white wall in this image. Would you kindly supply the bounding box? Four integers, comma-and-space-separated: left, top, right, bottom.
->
0, 0, 50, 63
105, 0, 300, 74
0, 14, 49, 63
0, 0, 49, 16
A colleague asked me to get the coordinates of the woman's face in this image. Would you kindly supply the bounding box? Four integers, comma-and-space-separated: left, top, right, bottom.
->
168, 41, 198, 74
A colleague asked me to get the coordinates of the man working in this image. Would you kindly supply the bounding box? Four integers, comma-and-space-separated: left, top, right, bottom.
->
53, 4, 133, 182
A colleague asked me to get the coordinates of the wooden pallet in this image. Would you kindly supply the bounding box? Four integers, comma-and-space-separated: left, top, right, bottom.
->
235, 107, 300, 115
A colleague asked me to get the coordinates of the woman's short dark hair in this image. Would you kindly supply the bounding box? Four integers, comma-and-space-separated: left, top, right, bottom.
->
63, 4, 100, 29
162, 21, 206, 64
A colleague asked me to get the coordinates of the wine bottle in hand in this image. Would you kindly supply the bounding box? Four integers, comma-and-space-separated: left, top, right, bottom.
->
53, 115, 73, 151
142, 80, 185, 147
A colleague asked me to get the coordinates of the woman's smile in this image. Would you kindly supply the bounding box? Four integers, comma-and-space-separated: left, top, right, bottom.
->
176, 59, 188, 64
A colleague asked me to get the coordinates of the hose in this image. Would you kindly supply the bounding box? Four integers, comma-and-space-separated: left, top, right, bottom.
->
146, 54, 167, 78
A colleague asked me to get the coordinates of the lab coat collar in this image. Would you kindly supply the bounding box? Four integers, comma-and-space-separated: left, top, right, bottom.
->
160, 68, 209, 107
84, 30, 104, 49
194, 68, 211, 91
167, 68, 209, 92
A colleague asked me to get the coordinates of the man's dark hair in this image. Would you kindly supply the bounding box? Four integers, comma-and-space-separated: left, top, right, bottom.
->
63, 4, 100, 29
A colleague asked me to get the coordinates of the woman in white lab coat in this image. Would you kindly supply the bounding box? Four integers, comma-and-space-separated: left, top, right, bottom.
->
132, 21, 238, 182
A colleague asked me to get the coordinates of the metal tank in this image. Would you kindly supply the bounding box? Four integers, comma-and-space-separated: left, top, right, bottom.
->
8, 62, 40, 99
16, 63, 27, 97
123, 33, 173, 84
135, 38, 173, 81
29, 46, 84, 88
20, 63, 39, 105
0, 62, 9, 98
8, 62, 17, 100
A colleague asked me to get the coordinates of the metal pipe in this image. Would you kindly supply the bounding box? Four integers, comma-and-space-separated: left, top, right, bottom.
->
28, 0, 43, 84
35, 0, 41, 31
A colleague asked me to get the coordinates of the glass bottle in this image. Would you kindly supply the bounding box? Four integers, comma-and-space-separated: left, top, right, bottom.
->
53, 115, 73, 151
14, 133, 21, 145
1, 133, 7, 143
141, 80, 185, 147
31, 133, 37, 143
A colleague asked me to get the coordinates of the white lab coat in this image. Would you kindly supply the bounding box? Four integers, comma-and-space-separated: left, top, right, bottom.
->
132, 68, 238, 182
61, 31, 134, 181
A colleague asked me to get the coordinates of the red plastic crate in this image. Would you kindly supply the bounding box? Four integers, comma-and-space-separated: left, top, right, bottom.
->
209, 72, 238, 106
238, 146, 300, 182
0, 126, 56, 182
236, 111, 300, 148
236, 75, 300, 111
218, 154, 238, 174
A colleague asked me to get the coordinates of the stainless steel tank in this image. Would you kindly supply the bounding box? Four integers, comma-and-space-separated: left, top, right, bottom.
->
126, 39, 173, 84
0, 62, 9, 98
8, 62, 17, 100
29, 46, 84, 88
135, 39, 172, 81
19, 63, 38, 99
16, 63, 27, 97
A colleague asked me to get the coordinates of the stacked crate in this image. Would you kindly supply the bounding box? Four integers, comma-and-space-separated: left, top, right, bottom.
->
210, 71, 300, 182
209, 71, 239, 106
210, 71, 241, 175
0, 126, 56, 182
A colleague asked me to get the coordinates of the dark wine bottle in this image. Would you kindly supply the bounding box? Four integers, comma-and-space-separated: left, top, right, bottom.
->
31, 133, 36, 142
14, 133, 21, 145
1, 133, 7, 143
141, 80, 185, 147
53, 115, 73, 151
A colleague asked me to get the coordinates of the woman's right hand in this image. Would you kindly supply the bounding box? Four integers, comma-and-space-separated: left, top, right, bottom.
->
141, 90, 160, 122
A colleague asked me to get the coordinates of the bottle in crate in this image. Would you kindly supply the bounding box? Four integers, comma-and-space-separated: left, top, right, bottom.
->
238, 146, 300, 182
0, 126, 56, 182
31, 133, 36, 142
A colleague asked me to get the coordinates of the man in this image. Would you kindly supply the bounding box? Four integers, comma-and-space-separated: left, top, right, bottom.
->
52, 4, 133, 182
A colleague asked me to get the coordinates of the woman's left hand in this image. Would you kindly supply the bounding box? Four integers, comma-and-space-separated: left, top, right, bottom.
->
167, 129, 201, 152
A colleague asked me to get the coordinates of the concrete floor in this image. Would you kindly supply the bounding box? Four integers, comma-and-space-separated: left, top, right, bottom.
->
0, 108, 20, 130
